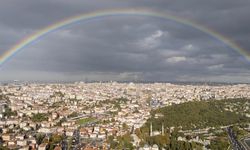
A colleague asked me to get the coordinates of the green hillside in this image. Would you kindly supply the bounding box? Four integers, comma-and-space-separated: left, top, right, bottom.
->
148, 99, 250, 130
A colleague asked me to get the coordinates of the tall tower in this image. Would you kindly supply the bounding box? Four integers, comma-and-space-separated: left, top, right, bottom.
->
150, 122, 153, 136
162, 123, 164, 136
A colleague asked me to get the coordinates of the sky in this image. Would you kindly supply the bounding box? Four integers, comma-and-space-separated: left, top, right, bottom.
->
0, 0, 250, 83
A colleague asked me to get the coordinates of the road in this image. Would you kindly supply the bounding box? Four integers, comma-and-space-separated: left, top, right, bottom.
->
226, 127, 245, 150
61, 129, 68, 150
72, 129, 81, 150
67, 114, 89, 121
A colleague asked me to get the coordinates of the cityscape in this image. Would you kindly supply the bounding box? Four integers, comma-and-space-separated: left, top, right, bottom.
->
0, 82, 249, 149
1, 0, 250, 150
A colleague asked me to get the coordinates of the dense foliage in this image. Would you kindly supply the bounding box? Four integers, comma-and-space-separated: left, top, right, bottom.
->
45, 134, 63, 150
68, 112, 78, 118
137, 99, 250, 149
77, 117, 96, 125
108, 133, 134, 149
149, 99, 250, 130
136, 127, 204, 149
35, 133, 46, 145
31, 113, 48, 122
209, 137, 229, 150
3, 107, 17, 117
96, 97, 129, 109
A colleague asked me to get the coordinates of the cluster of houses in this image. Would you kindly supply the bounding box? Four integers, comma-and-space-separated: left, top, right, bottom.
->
0, 82, 250, 149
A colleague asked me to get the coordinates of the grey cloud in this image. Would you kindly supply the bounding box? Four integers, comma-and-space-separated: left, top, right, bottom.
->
0, 0, 250, 82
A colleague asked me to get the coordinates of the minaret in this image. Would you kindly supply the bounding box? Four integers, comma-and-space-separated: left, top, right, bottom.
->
162, 123, 164, 136
150, 122, 153, 136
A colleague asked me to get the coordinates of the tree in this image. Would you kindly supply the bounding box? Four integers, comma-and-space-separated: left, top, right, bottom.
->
210, 137, 229, 150
0, 145, 8, 150
3, 107, 17, 117
116, 133, 134, 149
122, 123, 129, 130
68, 112, 78, 118
135, 128, 142, 139
35, 133, 45, 145
48, 134, 63, 150
31, 113, 48, 122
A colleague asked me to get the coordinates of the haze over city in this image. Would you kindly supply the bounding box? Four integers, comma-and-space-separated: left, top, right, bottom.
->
0, 0, 250, 83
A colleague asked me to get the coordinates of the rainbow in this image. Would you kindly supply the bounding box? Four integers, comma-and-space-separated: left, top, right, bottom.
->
0, 8, 249, 67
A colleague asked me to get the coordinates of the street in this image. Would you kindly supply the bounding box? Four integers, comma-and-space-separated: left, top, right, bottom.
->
226, 127, 246, 150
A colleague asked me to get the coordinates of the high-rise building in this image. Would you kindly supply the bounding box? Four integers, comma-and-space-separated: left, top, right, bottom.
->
162, 123, 164, 136
150, 122, 152, 136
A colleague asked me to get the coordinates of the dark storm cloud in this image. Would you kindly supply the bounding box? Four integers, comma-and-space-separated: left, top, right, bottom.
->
0, 0, 250, 82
